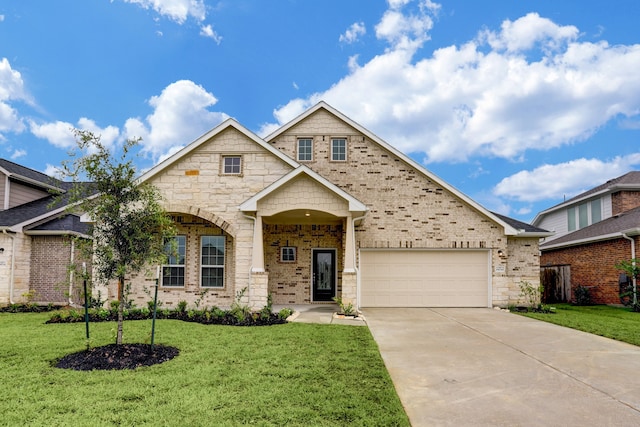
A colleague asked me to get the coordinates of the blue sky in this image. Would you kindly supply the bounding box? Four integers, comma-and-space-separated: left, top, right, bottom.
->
1, 0, 640, 223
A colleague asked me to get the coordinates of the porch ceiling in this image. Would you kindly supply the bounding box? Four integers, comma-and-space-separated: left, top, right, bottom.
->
262, 209, 342, 225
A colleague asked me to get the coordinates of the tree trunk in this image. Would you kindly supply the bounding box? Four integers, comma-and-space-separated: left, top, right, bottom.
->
116, 276, 124, 345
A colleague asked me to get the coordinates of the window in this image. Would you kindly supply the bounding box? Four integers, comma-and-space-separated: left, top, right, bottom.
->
578, 203, 588, 229
567, 198, 603, 232
567, 207, 576, 231
281, 246, 296, 262
297, 138, 313, 161
222, 156, 242, 175
331, 138, 346, 161
162, 236, 186, 287
201, 236, 225, 288
591, 198, 602, 223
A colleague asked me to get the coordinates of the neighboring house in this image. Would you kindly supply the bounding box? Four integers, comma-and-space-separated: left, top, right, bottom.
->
94, 102, 550, 310
0, 159, 92, 306
533, 172, 640, 304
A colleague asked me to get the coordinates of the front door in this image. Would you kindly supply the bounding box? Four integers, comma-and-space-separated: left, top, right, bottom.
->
312, 249, 336, 302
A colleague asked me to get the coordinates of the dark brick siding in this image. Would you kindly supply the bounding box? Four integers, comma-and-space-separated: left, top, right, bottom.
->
541, 237, 638, 304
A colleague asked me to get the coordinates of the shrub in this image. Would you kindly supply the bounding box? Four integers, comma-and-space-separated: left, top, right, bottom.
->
573, 285, 593, 306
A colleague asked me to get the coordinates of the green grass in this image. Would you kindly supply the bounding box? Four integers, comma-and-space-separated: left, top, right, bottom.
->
0, 313, 409, 426
520, 304, 640, 346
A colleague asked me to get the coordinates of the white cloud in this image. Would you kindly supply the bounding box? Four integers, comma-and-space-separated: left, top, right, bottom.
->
122, 0, 206, 24
493, 153, 640, 202
29, 120, 76, 149
263, 5, 640, 165
479, 12, 578, 52
200, 24, 222, 43
0, 58, 30, 135
29, 118, 120, 150
10, 149, 26, 160
124, 80, 228, 159
339, 22, 366, 44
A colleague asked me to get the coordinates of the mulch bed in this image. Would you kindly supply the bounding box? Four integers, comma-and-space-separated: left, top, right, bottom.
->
55, 343, 179, 371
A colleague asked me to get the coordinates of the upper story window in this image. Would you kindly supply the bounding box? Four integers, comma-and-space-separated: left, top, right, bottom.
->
297, 138, 313, 161
162, 235, 186, 287
568, 198, 602, 232
222, 156, 242, 175
331, 138, 346, 161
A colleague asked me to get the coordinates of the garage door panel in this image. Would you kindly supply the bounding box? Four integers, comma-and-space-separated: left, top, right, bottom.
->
360, 250, 489, 307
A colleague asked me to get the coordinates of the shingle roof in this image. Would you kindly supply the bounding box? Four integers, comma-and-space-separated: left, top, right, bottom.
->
0, 158, 69, 190
490, 212, 550, 234
26, 214, 91, 235
540, 205, 640, 249
0, 182, 95, 229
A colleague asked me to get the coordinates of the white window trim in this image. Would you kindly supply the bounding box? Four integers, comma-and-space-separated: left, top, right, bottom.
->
162, 235, 186, 287
330, 138, 347, 162
222, 155, 242, 175
297, 138, 313, 162
201, 235, 225, 288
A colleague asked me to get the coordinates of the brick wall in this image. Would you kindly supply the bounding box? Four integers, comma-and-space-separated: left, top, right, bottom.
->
269, 109, 506, 251
29, 235, 92, 304
540, 236, 638, 304
269, 109, 533, 305
264, 224, 343, 304
612, 191, 640, 215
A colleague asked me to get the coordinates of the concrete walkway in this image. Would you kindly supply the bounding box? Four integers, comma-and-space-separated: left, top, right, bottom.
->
274, 304, 367, 326
364, 308, 640, 426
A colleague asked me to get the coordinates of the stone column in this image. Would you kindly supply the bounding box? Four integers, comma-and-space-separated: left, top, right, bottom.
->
252, 214, 265, 273
344, 214, 355, 273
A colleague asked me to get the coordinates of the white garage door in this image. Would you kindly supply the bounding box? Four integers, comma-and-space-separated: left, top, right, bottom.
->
360, 250, 489, 307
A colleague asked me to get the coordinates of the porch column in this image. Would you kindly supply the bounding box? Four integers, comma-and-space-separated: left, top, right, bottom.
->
344, 214, 356, 273
252, 214, 265, 272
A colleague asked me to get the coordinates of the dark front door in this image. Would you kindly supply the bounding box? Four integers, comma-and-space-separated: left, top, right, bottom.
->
313, 249, 336, 302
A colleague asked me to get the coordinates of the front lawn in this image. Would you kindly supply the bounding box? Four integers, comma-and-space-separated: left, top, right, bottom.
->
0, 313, 409, 426
519, 303, 640, 346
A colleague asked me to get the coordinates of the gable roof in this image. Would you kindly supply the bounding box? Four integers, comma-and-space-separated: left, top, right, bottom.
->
239, 165, 368, 214
0, 182, 95, 232
266, 101, 545, 237
533, 171, 640, 225
0, 158, 68, 192
491, 212, 552, 236
540, 205, 640, 250
138, 118, 299, 183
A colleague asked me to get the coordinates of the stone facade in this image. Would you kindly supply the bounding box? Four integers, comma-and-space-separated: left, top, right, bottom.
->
92, 104, 543, 310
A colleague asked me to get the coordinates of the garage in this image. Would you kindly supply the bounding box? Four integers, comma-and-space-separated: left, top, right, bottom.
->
360, 250, 490, 307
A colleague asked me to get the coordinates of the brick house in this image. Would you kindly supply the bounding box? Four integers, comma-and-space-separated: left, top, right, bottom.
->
533, 172, 640, 304
0, 159, 93, 305
92, 102, 549, 310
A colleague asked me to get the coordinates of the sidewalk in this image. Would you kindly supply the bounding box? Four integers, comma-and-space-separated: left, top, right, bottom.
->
273, 304, 367, 326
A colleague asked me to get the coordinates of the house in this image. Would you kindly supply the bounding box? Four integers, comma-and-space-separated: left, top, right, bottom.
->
89, 102, 549, 310
0, 159, 93, 306
533, 172, 640, 304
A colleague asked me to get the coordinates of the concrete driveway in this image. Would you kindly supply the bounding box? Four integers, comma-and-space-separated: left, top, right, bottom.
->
363, 308, 640, 426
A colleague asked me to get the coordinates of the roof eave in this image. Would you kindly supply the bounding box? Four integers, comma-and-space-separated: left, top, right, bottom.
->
540, 232, 623, 251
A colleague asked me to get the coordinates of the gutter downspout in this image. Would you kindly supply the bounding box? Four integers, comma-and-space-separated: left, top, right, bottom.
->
2, 230, 16, 304
622, 232, 637, 306
68, 238, 75, 306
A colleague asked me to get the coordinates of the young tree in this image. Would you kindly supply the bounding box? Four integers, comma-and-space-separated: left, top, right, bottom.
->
59, 130, 176, 344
